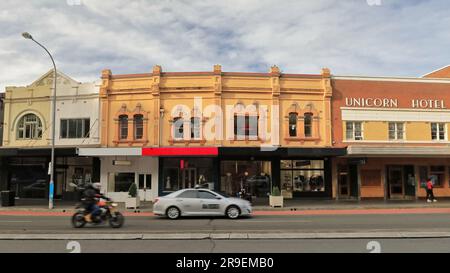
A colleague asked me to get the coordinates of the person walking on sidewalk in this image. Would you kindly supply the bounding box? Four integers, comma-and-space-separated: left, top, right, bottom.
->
426, 177, 437, 203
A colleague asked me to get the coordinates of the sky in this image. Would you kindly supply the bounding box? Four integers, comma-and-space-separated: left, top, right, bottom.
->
0, 0, 449, 91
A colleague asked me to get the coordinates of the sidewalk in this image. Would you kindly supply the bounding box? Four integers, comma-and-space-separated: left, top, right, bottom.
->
1, 198, 450, 213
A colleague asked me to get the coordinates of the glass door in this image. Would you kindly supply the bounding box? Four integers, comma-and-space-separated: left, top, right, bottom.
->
388, 166, 404, 199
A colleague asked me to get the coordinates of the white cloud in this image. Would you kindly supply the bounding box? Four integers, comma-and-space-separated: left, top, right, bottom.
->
0, 0, 449, 91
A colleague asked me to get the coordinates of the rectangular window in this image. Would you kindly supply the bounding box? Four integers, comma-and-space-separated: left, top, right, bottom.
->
134, 115, 144, 140
60, 119, 90, 139
281, 160, 325, 193
234, 115, 258, 139
430, 166, 445, 187
431, 123, 446, 141
345, 121, 363, 141
114, 172, 135, 192
388, 122, 404, 140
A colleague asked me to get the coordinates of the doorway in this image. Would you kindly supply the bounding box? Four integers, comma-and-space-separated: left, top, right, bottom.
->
138, 174, 152, 201
338, 165, 350, 198
387, 166, 404, 199
182, 168, 197, 189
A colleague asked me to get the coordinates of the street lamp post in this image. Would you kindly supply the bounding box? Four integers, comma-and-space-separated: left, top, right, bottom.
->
22, 32, 56, 209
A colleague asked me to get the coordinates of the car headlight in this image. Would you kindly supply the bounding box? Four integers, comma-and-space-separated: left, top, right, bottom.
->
111, 203, 118, 207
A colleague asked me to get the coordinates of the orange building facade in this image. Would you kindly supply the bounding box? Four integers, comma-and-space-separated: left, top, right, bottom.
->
331, 75, 450, 200
79, 65, 345, 202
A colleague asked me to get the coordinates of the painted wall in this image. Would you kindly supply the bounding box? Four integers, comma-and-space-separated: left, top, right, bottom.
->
100, 65, 333, 149
99, 156, 159, 202
55, 81, 101, 146
332, 78, 450, 146
2, 70, 100, 148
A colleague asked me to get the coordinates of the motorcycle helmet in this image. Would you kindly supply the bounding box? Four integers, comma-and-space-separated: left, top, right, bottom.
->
92, 182, 101, 191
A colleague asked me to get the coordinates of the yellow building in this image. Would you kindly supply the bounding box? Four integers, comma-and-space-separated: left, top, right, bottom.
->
79, 65, 344, 202
0, 70, 100, 200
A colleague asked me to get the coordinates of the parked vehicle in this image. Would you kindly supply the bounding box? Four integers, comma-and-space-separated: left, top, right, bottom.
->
153, 188, 252, 220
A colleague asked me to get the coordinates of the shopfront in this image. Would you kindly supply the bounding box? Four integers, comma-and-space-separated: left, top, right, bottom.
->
153, 147, 219, 196
0, 147, 99, 200
218, 148, 344, 200
159, 157, 218, 195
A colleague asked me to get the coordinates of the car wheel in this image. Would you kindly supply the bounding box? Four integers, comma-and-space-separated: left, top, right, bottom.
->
226, 205, 240, 219
166, 206, 181, 220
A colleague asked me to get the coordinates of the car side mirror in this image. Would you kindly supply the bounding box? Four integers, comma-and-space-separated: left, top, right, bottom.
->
215, 196, 222, 200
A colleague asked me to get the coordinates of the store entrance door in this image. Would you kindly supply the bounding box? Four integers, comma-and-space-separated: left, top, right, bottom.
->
182, 168, 197, 189
388, 166, 404, 199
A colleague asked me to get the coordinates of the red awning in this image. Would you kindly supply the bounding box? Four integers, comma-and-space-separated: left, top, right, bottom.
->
142, 147, 218, 157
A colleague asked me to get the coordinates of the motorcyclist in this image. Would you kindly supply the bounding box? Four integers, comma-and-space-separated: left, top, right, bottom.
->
82, 182, 110, 223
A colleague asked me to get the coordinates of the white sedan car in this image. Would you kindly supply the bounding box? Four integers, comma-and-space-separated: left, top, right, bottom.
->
153, 188, 252, 219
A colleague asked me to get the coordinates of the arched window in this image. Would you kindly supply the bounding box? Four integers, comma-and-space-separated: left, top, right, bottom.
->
289, 112, 298, 137
173, 117, 184, 139
17, 114, 42, 140
119, 115, 128, 140
191, 117, 201, 139
134, 114, 143, 140
304, 113, 313, 137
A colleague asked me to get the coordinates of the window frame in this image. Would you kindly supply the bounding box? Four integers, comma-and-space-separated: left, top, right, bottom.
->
16, 114, 43, 140
60, 118, 90, 139
431, 122, 446, 141
388, 122, 405, 141
304, 112, 313, 138
119, 115, 128, 140
133, 114, 144, 140
234, 114, 259, 139
288, 112, 298, 137
173, 117, 184, 140
345, 121, 363, 141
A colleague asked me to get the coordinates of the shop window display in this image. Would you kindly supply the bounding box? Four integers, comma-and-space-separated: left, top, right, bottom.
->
220, 161, 271, 199
281, 160, 325, 196
161, 158, 214, 192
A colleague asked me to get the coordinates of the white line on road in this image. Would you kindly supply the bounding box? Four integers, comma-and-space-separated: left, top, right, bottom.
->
0, 221, 33, 223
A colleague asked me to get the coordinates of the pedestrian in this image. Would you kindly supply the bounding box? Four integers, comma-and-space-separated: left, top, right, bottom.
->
426, 177, 437, 203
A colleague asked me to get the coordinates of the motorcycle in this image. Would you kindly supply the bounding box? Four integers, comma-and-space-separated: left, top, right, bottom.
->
69, 183, 124, 228
71, 199, 125, 228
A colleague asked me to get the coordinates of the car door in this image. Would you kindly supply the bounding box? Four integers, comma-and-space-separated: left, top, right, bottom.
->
174, 190, 200, 215
197, 190, 224, 215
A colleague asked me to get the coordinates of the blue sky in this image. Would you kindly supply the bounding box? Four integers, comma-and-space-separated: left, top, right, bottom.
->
0, 0, 449, 90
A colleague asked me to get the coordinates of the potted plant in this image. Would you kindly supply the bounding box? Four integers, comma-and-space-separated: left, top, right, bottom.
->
125, 183, 140, 209
269, 186, 283, 208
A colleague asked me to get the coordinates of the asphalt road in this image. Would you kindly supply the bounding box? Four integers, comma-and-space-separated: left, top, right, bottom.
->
0, 238, 448, 253
0, 214, 450, 234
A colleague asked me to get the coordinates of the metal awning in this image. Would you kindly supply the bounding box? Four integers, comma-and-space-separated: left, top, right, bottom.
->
77, 148, 141, 156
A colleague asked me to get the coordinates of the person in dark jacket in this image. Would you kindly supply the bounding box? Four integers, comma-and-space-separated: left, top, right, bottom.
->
82, 182, 110, 222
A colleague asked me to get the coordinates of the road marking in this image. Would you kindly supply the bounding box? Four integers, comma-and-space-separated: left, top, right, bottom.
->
0, 221, 33, 223
224, 220, 312, 223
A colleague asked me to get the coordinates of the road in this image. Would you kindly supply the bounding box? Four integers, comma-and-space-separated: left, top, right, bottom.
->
0, 214, 450, 234
0, 238, 448, 253
1, 213, 450, 253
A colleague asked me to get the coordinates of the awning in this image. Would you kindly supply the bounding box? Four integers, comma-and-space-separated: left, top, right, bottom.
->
347, 146, 450, 157
0, 147, 76, 157
77, 148, 141, 156
142, 147, 218, 157
219, 147, 346, 157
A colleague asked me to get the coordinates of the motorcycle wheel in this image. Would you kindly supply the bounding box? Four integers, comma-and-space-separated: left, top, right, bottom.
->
71, 212, 86, 228
109, 212, 124, 228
